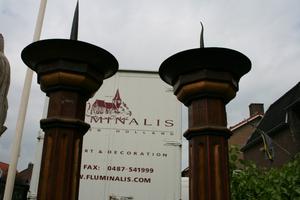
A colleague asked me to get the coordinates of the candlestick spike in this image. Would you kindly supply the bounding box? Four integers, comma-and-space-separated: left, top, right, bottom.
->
200, 21, 204, 48
70, 1, 79, 40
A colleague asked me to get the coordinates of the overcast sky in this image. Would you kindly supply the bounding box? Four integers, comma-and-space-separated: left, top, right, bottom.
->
1, 0, 300, 170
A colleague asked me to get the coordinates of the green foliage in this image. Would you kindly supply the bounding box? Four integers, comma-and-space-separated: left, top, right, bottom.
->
229, 146, 300, 200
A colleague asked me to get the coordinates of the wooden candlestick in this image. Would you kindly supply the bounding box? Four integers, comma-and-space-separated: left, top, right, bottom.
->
159, 47, 251, 200
22, 39, 118, 200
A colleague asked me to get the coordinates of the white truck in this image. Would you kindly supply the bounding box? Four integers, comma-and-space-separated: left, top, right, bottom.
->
28, 70, 183, 200
79, 70, 182, 200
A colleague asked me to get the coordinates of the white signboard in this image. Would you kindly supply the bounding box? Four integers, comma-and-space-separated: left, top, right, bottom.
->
79, 71, 182, 200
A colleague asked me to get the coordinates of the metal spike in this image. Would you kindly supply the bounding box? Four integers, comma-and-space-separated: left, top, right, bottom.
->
70, 1, 79, 40
200, 22, 204, 48
0, 33, 4, 52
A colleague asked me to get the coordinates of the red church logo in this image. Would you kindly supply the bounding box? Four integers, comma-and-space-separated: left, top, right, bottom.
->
86, 89, 132, 118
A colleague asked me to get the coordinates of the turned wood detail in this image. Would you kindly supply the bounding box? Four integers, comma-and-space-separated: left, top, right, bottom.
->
189, 136, 230, 200
36, 75, 98, 200
176, 80, 236, 106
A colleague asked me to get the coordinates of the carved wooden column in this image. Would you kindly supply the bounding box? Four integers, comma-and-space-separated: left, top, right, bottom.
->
21, 39, 118, 200
159, 47, 251, 200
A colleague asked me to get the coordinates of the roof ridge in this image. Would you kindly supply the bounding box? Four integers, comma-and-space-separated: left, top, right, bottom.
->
268, 82, 300, 109
229, 114, 263, 131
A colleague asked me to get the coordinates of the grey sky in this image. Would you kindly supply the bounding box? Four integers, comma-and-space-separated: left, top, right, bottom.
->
1, 0, 300, 170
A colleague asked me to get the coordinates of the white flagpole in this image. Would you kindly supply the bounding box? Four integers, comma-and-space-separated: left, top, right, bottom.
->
3, 0, 48, 199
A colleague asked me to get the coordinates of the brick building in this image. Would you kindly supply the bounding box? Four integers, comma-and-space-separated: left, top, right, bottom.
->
229, 103, 264, 153
242, 83, 300, 168
0, 162, 33, 200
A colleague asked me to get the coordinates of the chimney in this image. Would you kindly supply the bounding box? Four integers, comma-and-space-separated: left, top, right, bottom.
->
249, 103, 264, 117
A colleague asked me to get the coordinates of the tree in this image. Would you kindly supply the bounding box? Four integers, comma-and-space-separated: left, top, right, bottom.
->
229, 146, 300, 200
